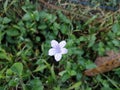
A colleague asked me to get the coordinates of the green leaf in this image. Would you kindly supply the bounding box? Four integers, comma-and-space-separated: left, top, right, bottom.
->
0, 52, 8, 60
0, 48, 11, 61
88, 34, 96, 47
98, 42, 105, 56
69, 70, 76, 76
38, 24, 47, 30
33, 10, 39, 21
50, 65, 56, 81
6, 69, 13, 76
85, 60, 97, 69
57, 11, 71, 24
68, 81, 82, 90
0, 32, 5, 43
112, 39, 119, 46
60, 24, 68, 34
3, 17, 11, 24
4, 0, 9, 12
0, 87, 5, 90
61, 73, 70, 82
79, 36, 87, 42
30, 78, 43, 90
34, 65, 47, 72
0, 67, 7, 79
50, 22, 60, 35
59, 70, 67, 76
22, 13, 31, 21
6, 29, 19, 37
10, 62, 23, 76
8, 78, 19, 87
53, 86, 60, 90
112, 22, 120, 33
114, 67, 120, 76
36, 36, 41, 42
101, 87, 113, 90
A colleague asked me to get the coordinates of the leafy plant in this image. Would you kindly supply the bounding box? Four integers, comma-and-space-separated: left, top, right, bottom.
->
0, 0, 120, 90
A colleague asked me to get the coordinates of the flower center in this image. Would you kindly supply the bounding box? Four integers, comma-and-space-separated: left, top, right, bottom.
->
55, 45, 61, 53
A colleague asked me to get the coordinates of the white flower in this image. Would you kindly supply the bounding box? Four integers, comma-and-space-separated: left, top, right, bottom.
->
48, 40, 68, 61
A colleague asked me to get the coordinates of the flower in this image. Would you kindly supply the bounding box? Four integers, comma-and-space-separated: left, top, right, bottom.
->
48, 40, 68, 61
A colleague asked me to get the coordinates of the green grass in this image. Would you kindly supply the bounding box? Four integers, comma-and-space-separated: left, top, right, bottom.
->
0, 0, 120, 90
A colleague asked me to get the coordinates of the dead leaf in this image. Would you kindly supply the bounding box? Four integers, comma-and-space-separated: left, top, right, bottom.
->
84, 51, 120, 76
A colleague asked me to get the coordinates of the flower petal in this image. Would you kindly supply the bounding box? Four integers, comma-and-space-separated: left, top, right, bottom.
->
61, 48, 68, 54
48, 48, 57, 56
51, 40, 59, 48
54, 53, 62, 61
59, 40, 66, 48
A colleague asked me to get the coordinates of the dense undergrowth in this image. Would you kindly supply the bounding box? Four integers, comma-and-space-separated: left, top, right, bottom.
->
0, 0, 120, 90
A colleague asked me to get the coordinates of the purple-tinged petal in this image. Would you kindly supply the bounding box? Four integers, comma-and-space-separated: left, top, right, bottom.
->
61, 48, 68, 54
54, 53, 62, 61
59, 40, 66, 48
48, 48, 57, 56
51, 40, 59, 48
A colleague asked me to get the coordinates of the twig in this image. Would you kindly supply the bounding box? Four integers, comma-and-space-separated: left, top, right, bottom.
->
38, 0, 90, 21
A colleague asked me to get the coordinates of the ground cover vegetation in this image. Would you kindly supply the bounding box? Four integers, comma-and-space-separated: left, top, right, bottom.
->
0, 0, 120, 90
